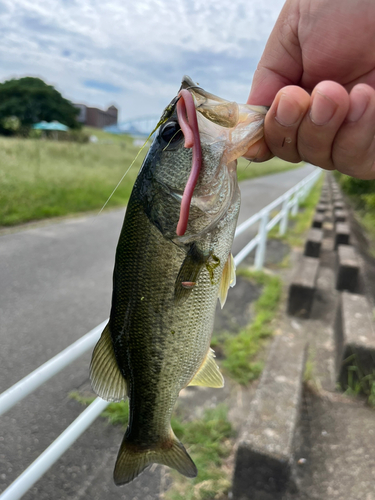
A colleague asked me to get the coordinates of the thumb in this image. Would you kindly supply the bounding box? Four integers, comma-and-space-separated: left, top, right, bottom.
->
248, 0, 302, 106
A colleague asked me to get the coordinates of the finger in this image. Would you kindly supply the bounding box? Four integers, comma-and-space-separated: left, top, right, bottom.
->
243, 137, 273, 162
332, 84, 375, 179
248, 0, 301, 106
262, 86, 311, 163
296, 81, 350, 170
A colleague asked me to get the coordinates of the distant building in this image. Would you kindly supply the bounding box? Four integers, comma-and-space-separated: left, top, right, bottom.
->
74, 103, 118, 128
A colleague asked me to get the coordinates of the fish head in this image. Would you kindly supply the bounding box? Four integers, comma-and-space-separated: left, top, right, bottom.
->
140, 76, 267, 242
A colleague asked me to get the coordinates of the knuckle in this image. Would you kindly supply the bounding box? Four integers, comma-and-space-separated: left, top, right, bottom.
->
297, 135, 334, 169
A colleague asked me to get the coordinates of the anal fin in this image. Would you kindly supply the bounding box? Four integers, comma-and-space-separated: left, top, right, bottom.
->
188, 348, 224, 388
89, 323, 127, 402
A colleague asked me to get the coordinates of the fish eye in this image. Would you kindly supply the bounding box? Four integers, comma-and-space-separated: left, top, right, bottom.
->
160, 121, 183, 145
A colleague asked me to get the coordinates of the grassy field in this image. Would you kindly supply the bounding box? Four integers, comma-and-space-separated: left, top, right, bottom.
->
0, 128, 302, 227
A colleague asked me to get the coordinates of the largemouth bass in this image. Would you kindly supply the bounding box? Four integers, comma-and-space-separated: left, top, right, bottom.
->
90, 76, 267, 485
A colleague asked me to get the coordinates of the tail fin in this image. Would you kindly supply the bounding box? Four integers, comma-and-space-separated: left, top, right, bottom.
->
113, 431, 197, 485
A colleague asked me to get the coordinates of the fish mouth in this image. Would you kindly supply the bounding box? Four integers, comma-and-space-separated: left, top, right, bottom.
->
172, 76, 267, 241
180, 75, 267, 165
180, 75, 239, 128
180, 75, 267, 130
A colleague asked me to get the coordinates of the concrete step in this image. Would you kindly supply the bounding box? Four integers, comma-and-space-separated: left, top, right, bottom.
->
336, 245, 360, 292
312, 213, 324, 229
288, 257, 320, 318
334, 208, 348, 223
232, 334, 307, 500
334, 222, 350, 249
334, 291, 375, 389
304, 228, 323, 258
333, 200, 345, 210
316, 203, 328, 214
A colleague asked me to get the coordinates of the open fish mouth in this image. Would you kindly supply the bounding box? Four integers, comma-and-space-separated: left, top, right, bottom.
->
174, 76, 267, 238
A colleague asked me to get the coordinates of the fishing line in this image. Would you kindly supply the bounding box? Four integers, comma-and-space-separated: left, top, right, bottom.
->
98, 139, 149, 215
98, 107, 178, 215
162, 128, 183, 151
244, 141, 263, 169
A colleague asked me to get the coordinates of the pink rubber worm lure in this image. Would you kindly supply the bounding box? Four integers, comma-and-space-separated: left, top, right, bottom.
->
175, 89, 202, 236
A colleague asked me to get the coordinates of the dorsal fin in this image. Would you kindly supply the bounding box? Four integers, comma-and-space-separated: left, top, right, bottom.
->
89, 323, 128, 402
188, 348, 224, 388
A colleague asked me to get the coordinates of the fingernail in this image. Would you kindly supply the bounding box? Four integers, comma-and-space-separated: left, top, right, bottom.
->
310, 91, 337, 125
347, 89, 369, 122
275, 94, 302, 126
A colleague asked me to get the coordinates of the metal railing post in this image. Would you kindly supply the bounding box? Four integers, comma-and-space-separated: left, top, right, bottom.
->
291, 191, 300, 216
254, 211, 269, 270
279, 196, 290, 236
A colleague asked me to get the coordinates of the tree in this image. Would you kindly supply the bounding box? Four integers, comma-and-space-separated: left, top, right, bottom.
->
0, 77, 80, 135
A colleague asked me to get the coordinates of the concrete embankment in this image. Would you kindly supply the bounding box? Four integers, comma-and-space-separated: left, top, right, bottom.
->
232, 173, 375, 500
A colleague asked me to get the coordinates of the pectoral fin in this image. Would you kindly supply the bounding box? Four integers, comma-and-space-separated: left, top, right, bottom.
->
89, 323, 128, 402
218, 252, 236, 309
174, 243, 207, 303
188, 348, 224, 388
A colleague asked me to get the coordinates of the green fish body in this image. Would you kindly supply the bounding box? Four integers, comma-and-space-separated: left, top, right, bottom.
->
90, 76, 266, 485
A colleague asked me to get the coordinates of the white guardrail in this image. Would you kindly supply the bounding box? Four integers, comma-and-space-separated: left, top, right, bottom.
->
0, 165, 322, 500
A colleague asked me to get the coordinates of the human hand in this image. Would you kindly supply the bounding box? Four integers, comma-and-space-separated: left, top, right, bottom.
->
245, 0, 375, 180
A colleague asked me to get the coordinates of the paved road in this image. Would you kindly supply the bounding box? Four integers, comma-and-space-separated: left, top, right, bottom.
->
0, 163, 316, 499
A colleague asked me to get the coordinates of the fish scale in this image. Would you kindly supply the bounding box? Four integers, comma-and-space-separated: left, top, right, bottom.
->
89, 75, 267, 485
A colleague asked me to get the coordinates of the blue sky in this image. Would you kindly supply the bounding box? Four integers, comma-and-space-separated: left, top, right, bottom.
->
0, 0, 285, 121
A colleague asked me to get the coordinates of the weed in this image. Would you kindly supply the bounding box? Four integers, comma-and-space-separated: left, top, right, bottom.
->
165, 405, 234, 500
336, 173, 375, 257
221, 270, 282, 385
69, 391, 95, 406
341, 354, 375, 408
69, 391, 130, 425
304, 360, 314, 383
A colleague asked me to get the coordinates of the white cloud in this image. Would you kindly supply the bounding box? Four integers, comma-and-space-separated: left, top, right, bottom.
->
0, 0, 284, 120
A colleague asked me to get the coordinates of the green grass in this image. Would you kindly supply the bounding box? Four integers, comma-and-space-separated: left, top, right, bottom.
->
70, 392, 131, 424
237, 157, 303, 182
336, 173, 375, 257
341, 354, 375, 408
0, 131, 147, 226
221, 270, 282, 385
165, 405, 234, 500
0, 129, 302, 227
70, 391, 234, 500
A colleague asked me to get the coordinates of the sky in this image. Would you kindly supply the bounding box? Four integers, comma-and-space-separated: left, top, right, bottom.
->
0, 0, 285, 122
